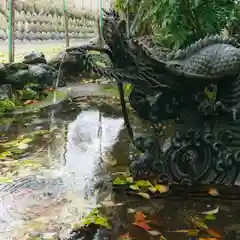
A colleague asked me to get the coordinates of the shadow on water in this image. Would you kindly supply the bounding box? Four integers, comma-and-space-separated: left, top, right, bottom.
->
0, 98, 240, 239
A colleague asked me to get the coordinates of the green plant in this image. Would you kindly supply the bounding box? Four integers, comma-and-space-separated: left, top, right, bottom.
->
115, 0, 238, 48
0, 99, 16, 113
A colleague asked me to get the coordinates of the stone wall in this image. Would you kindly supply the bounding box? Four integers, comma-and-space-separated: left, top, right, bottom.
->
0, 0, 98, 42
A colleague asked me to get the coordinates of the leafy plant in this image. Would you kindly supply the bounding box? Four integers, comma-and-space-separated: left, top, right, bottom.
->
115, 0, 238, 48
0, 99, 16, 113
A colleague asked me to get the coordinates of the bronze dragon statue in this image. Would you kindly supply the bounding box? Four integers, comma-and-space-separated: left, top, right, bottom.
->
66, 9, 240, 187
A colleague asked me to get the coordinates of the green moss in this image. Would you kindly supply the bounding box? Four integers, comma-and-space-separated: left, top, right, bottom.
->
20, 88, 39, 101
0, 99, 16, 114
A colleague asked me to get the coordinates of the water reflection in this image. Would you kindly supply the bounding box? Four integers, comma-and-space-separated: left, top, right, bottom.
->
62, 109, 124, 198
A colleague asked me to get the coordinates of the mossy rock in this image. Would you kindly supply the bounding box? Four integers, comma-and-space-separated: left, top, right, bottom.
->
31, 12, 38, 23
23, 2, 30, 13
34, 22, 41, 32
14, 10, 20, 21
48, 8, 55, 15
44, 23, 52, 32
14, 30, 23, 40
25, 11, 32, 22
36, 15, 45, 24
23, 32, 32, 41
38, 7, 45, 15
28, 4, 35, 14
29, 31, 37, 40
48, 23, 55, 32
19, 11, 25, 21
0, 29, 6, 40
44, 6, 50, 15
15, 21, 23, 32
41, 32, 47, 40
35, 31, 42, 39
47, 14, 53, 22
34, 3, 41, 14
46, 32, 51, 39
0, 8, 7, 17
0, 14, 7, 29
56, 16, 61, 24
15, 1, 24, 12
52, 12, 58, 20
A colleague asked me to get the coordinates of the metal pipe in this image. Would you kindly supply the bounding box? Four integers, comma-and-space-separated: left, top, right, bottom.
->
8, 0, 14, 62
63, 0, 69, 47
99, 0, 103, 46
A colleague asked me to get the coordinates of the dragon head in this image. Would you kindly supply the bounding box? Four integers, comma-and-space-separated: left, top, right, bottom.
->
101, 9, 128, 50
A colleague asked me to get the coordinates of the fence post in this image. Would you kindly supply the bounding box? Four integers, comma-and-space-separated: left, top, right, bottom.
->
99, 0, 103, 46
8, 0, 15, 62
63, 0, 69, 47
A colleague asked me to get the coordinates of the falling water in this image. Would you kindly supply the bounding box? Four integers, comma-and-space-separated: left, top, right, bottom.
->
48, 52, 67, 163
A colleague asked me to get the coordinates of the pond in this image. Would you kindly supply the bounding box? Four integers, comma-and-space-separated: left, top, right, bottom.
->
0, 96, 240, 240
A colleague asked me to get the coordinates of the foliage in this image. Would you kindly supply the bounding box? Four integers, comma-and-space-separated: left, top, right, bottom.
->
19, 88, 39, 101
0, 99, 16, 113
115, 0, 239, 48
113, 174, 169, 199
74, 208, 111, 229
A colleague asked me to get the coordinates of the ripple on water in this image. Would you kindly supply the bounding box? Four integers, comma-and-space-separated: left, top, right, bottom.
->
0, 105, 125, 239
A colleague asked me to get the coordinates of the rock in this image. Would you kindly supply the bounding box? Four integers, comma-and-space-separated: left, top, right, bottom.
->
23, 51, 47, 64
0, 29, 5, 40
5, 63, 58, 89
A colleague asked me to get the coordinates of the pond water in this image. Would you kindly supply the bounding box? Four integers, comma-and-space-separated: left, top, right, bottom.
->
0, 97, 240, 240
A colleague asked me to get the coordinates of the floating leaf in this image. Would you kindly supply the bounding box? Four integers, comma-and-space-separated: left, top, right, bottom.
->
135, 180, 153, 188
208, 188, 219, 196
134, 212, 146, 222
204, 214, 216, 221
137, 192, 150, 199
190, 217, 208, 229
155, 184, 169, 193
206, 228, 221, 238
17, 143, 29, 149
171, 229, 198, 233
95, 216, 111, 229
160, 235, 167, 240
100, 200, 123, 207
199, 238, 218, 240
202, 207, 219, 215
80, 216, 94, 226
119, 233, 133, 240
148, 186, 157, 193
129, 184, 140, 191
148, 230, 161, 236
23, 99, 38, 105
113, 177, 127, 185
0, 151, 12, 159
133, 221, 152, 231
126, 176, 133, 183
187, 229, 200, 236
